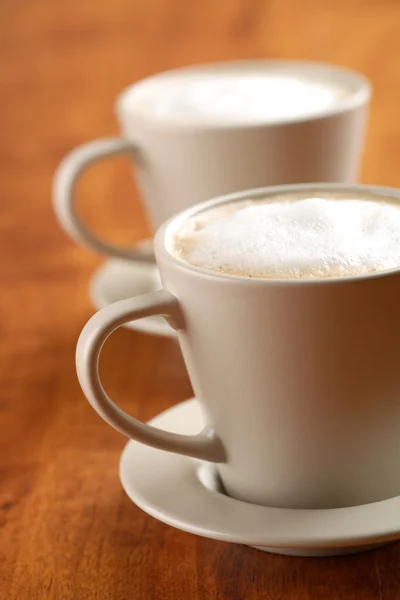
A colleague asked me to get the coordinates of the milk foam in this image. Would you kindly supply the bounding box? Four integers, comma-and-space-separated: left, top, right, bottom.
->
170, 195, 400, 278
130, 71, 349, 124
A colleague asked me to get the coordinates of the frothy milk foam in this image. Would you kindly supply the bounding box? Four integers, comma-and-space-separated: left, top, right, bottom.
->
128, 69, 350, 124
169, 194, 400, 279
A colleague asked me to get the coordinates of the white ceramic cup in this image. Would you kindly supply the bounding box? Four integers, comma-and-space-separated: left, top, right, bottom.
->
76, 183, 400, 510
53, 60, 371, 262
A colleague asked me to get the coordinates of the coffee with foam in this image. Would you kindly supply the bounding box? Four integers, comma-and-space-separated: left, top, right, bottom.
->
169, 193, 400, 279
124, 67, 352, 125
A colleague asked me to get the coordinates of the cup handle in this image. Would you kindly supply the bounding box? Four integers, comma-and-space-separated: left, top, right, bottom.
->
76, 290, 225, 462
53, 137, 154, 262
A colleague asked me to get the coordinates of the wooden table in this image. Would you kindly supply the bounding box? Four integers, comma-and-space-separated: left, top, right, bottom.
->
2, 1, 400, 598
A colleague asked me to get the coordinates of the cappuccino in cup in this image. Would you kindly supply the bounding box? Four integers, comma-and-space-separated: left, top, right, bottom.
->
54, 61, 370, 262
76, 184, 400, 510
169, 192, 400, 279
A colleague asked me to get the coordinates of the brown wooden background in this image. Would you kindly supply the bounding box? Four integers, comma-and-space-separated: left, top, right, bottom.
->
2, 1, 400, 598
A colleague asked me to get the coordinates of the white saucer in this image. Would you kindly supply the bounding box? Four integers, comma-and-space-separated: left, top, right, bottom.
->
89, 259, 175, 338
120, 398, 400, 557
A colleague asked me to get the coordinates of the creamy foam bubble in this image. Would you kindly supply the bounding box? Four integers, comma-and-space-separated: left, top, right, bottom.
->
128, 71, 349, 125
169, 195, 400, 279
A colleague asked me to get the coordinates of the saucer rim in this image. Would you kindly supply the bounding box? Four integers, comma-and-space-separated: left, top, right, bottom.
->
89, 258, 176, 338
119, 398, 400, 550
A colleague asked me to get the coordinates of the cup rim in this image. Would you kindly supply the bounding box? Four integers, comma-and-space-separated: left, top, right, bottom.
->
116, 59, 371, 132
155, 183, 400, 286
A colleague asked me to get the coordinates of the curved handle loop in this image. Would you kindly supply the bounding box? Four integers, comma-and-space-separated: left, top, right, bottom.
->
53, 137, 154, 262
76, 290, 225, 462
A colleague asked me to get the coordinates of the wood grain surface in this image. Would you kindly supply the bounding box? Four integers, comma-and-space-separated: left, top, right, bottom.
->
2, 1, 400, 598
